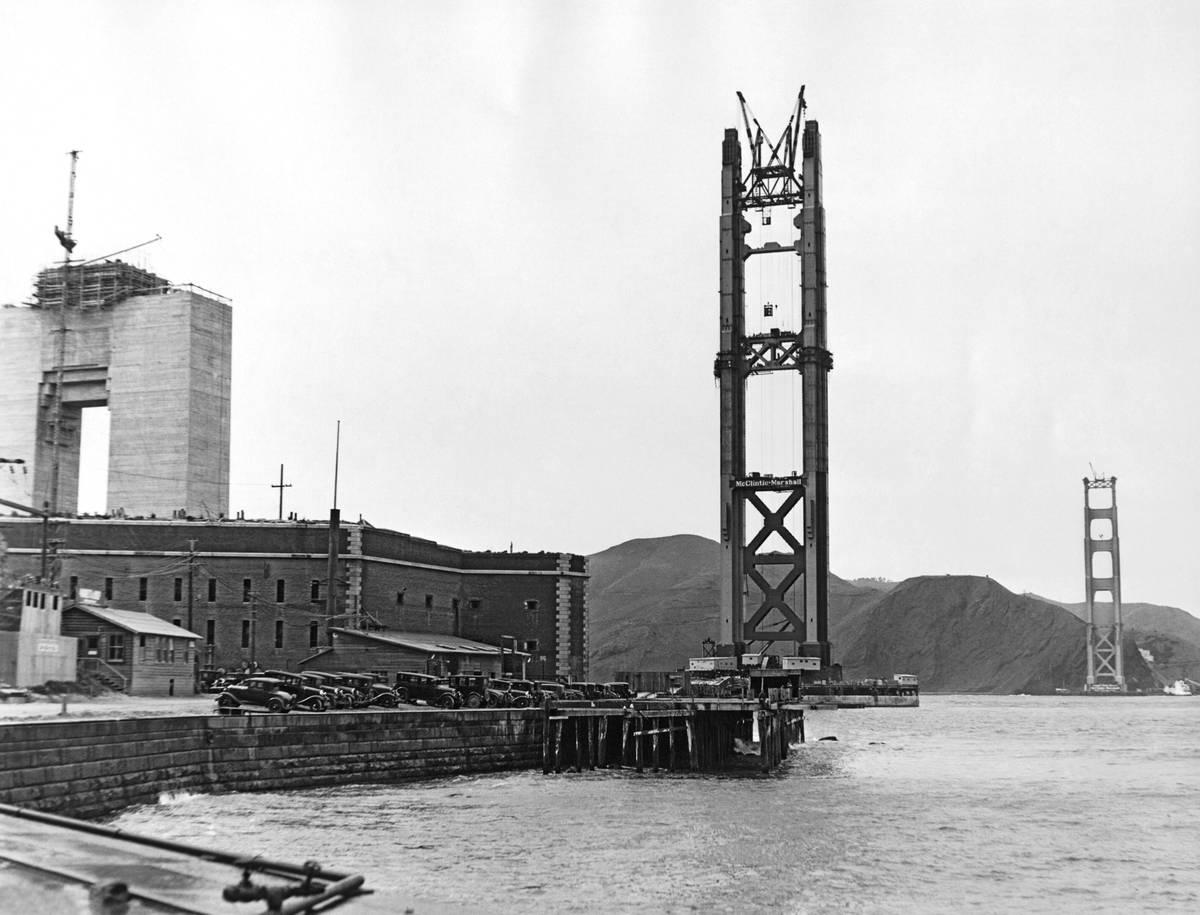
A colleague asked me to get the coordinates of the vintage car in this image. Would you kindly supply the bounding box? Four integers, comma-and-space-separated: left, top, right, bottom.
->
393, 672, 460, 708
262, 670, 332, 711
486, 679, 532, 708
297, 671, 359, 708
215, 676, 295, 712
0, 682, 31, 702
293, 671, 353, 708
567, 682, 620, 701
336, 672, 400, 708
535, 680, 586, 702
305, 671, 381, 708
445, 674, 504, 708
604, 681, 634, 700
494, 678, 542, 706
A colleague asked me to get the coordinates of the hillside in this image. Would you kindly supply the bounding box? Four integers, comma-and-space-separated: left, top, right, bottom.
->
586, 535, 1156, 692
1042, 597, 1200, 681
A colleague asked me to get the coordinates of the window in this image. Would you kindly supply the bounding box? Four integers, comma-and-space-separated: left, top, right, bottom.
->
424, 594, 433, 609
276, 579, 285, 603
242, 579, 252, 603
107, 634, 125, 662
525, 599, 539, 611
311, 579, 321, 601
172, 618, 182, 629
241, 620, 251, 648
309, 621, 319, 648
207, 579, 217, 602
104, 578, 113, 600
174, 578, 183, 601
396, 591, 405, 605
205, 619, 215, 645
451, 598, 460, 613
275, 620, 284, 649
468, 598, 482, 611
138, 578, 148, 601
68, 576, 78, 599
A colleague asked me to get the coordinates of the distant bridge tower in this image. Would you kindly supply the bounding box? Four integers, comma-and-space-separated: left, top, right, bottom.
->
716, 89, 831, 667
1082, 475, 1125, 693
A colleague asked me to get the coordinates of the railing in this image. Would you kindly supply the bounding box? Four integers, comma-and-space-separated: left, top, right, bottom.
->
77, 657, 128, 693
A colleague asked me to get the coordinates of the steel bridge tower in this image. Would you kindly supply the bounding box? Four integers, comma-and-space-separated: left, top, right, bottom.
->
1082, 475, 1126, 693
716, 89, 831, 666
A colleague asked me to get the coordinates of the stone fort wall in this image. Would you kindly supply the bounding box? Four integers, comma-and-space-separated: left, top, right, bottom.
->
0, 708, 543, 820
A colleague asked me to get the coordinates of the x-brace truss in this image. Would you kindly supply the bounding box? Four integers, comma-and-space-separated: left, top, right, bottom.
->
741, 487, 806, 641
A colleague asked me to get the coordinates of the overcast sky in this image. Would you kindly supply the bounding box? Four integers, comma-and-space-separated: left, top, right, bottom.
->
1, 1, 1197, 614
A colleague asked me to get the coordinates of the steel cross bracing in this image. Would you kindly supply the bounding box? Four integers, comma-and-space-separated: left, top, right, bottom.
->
717, 90, 831, 666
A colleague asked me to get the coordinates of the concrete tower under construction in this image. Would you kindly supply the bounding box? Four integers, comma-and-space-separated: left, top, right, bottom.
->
0, 262, 232, 518
1082, 475, 1125, 693
715, 89, 831, 666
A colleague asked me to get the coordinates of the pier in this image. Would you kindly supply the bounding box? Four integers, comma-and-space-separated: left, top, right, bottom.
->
542, 699, 807, 774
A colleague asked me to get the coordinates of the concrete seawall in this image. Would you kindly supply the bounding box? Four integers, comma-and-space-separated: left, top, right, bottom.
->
0, 708, 543, 820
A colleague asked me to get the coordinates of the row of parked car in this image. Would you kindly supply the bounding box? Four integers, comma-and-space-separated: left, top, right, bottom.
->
208, 668, 632, 714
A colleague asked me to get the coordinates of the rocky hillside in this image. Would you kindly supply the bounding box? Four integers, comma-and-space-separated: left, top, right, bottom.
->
1049, 598, 1200, 681
587, 535, 1157, 692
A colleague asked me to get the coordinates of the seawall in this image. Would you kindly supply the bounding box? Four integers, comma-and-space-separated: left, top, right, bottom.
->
0, 708, 543, 820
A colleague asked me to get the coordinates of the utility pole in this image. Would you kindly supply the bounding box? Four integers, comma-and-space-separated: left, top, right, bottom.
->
250, 595, 258, 667
186, 539, 197, 632
186, 538, 198, 692
0, 495, 52, 584
326, 422, 342, 638
271, 464, 292, 520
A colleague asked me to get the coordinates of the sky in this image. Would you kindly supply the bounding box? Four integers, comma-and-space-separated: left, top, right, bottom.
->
1, 1, 1198, 613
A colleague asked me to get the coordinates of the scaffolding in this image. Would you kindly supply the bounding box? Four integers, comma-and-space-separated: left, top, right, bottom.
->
33, 261, 169, 310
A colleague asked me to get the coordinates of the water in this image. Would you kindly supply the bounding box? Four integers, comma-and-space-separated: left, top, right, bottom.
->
111, 696, 1200, 913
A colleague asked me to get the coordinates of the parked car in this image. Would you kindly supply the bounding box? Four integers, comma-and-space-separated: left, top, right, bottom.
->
568, 682, 619, 701
604, 681, 634, 700
208, 671, 250, 693
394, 672, 460, 708
494, 678, 541, 706
535, 681, 585, 701
215, 676, 295, 713
295, 671, 355, 708
486, 679, 532, 708
300, 671, 364, 707
446, 674, 504, 708
336, 672, 400, 708
262, 670, 332, 711
0, 682, 31, 702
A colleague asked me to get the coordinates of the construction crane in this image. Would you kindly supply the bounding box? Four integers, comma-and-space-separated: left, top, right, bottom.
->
46, 151, 80, 515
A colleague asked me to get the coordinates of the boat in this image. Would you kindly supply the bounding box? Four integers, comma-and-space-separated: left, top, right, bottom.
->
1163, 680, 1193, 696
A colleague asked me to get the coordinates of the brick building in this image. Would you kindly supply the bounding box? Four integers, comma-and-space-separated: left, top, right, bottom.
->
0, 517, 589, 680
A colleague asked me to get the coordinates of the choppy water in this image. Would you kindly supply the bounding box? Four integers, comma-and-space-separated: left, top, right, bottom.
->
111, 695, 1200, 913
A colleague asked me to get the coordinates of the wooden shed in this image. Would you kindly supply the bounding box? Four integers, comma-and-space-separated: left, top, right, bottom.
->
61, 602, 201, 696
299, 628, 529, 681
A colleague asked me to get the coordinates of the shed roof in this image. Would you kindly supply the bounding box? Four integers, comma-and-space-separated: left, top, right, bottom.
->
330, 628, 528, 657
70, 603, 201, 639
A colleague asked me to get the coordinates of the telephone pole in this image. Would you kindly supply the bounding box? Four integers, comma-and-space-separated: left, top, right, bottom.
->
186, 539, 197, 632
271, 464, 292, 520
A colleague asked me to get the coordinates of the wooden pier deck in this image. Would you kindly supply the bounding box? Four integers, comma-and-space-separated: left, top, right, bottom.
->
542, 700, 807, 774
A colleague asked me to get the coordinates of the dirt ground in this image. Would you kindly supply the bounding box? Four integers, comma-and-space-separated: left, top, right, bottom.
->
0, 693, 217, 724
